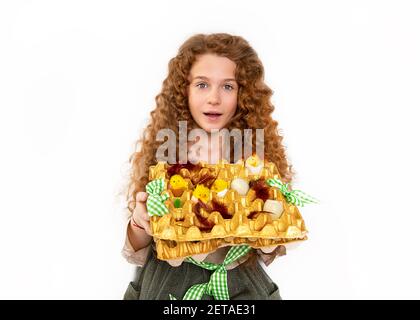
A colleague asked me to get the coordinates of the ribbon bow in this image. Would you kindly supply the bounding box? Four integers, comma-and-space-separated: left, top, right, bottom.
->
169, 245, 251, 300
145, 178, 169, 216
266, 178, 319, 206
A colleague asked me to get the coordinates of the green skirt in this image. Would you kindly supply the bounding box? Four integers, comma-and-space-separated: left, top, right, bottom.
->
123, 247, 281, 300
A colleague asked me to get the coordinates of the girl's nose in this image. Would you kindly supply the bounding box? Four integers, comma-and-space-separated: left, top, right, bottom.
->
207, 88, 221, 105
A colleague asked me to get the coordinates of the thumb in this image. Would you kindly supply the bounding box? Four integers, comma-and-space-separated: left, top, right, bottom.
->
139, 209, 150, 222
136, 191, 148, 203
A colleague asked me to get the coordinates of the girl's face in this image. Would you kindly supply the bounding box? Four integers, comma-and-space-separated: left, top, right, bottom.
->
187, 54, 238, 133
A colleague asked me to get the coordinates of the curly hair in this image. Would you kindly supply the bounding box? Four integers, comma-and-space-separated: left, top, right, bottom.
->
124, 33, 294, 267
126, 33, 294, 208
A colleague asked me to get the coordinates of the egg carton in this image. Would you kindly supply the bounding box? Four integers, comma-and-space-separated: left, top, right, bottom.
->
155, 236, 307, 261
148, 159, 308, 243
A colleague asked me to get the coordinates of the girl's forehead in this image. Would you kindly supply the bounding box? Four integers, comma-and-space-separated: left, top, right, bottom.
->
189, 54, 236, 81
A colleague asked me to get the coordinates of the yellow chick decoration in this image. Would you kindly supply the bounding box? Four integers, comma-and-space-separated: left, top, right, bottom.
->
169, 174, 188, 197
245, 154, 263, 175
211, 179, 228, 198
192, 184, 210, 203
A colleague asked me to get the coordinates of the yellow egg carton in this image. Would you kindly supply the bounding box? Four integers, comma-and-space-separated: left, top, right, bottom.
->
155, 235, 307, 261
147, 157, 308, 245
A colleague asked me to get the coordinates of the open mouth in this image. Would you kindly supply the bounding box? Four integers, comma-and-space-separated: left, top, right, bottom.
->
203, 112, 222, 121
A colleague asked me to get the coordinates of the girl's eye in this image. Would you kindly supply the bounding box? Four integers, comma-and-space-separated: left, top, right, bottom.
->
197, 83, 208, 89
196, 83, 235, 90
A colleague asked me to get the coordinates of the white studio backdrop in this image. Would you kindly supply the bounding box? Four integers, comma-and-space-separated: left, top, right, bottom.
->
0, 0, 419, 299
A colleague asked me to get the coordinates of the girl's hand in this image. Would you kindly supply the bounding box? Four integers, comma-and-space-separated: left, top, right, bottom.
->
132, 191, 153, 236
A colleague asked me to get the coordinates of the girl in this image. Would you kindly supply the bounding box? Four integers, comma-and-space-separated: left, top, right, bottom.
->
122, 33, 293, 300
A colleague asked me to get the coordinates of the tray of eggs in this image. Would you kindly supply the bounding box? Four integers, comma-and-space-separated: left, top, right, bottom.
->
148, 156, 308, 260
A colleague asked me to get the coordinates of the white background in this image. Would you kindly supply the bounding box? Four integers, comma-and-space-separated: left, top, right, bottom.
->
1, 0, 419, 299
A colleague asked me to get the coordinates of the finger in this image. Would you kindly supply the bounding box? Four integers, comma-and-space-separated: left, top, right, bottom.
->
136, 191, 148, 203
143, 222, 152, 236
132, 214, 152, 236
133, 201, 146, 219
139, 209, 150, 221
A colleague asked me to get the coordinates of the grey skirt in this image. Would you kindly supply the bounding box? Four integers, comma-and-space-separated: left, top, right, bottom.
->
123, 247, 281, 300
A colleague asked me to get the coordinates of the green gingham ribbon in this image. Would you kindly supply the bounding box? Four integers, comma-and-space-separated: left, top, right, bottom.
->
169, 245, 252, 300
266, 178, 319, 206
145, 178, 169, 216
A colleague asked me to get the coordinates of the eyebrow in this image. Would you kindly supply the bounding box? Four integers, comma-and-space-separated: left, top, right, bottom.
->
192, 76, 237, 82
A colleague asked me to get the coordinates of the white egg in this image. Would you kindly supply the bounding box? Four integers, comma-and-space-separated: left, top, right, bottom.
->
230, 178, 249, 196
263, 200, 284, 219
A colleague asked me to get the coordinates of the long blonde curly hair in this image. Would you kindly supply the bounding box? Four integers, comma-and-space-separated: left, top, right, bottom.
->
126, 32, 294, 214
